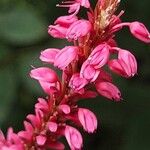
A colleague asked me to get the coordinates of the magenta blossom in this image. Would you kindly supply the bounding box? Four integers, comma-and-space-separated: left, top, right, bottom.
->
66, 19, 92, 40
88, 43, 110, 69
65, 126, 83, 150
54, 46, 78, 70
40, 48, 59, 64
96, 81, 121, 101
129, 21, 150, 43
78, 108, 98, 133
80, 61, 100, 82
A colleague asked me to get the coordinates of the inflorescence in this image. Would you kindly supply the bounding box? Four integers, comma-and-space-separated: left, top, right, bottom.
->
0, 0, 150, 149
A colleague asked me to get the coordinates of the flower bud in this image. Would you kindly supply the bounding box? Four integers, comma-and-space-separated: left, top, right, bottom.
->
129, 21, 150, 43
30, 67, 58, 83
108, 59, 129, 77
88, 43, 110, 69
65, 125, 83, 150
80, 61, 100, 82
118, 49, 137, 77
54, 46, 78, 70
66, 19, 92, 40
58, 105, 71, 114
39, 81, 60, 95
78, 108, 97, 133
96, 81, 121, 101
48, 25, 67, 39
40, 48, 59, 64
47, 122, 58, 132
54, 15, 78, 27
78, 0, 90, 8
36, 135, 46, 146
108, 49, 137, 78
69, 73, 88, 91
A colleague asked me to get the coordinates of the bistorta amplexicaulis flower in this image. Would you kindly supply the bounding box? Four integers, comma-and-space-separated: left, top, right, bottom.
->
0, 0, 150, 149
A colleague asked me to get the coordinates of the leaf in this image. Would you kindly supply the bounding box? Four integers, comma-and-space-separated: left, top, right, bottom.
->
0, 6, 47, 45
0, 67, 17, 125
17, 50, 43, 95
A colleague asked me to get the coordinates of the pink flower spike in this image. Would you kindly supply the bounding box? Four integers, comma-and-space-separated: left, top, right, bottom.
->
48, 25, 67, 39
88, 43, 110, 69
96, 81, 121, 101
30, 67, 58, 83
54, 15, 78, 27
65, 125, 83, 150
78, 108, 97, 133
69, 73, 88, 91
66, 19, 92, 40
40, 48, 59, 64
47, 122, 58, 132
118, 49, 137, 77
54, 46, 78, 70
80, 61, 100, 82
129, 21, 150, 43
58, 105, 71, 114
36, 135, 46, 146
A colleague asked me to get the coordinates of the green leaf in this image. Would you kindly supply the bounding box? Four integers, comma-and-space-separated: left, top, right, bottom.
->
0, 6, 47, 45
17, 50, 43, 95
0, 67, 17, 125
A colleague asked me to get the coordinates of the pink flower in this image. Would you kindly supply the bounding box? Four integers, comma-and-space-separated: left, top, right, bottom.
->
0, 128, 24, 150
66, 20, 92, 40
58, 105, 71, 114
109, 49, 137, 78
129, 21, 150, 43
57, 0, 90, 16
76, 0, 90, 8
118, 49, 137, 77
47, 122, 58, 132
96, 81, 121, 101
65, 125, 83, 150
78, 108, 97, 133
39, 80, 60, 95
108, 59, 129, 77
57, 2, 80, 16
30, 67, 60, 94
88, 43, 110, 69
36, 135, 47, 146
40, 48, 59, 64
30, 67, 58, 83
54, 15, 78, 27
54, 46, 78, 70
80, 61, 100, 82
35, 98, 49, 112
69, 73, 88, 91
48, 25, 68, 39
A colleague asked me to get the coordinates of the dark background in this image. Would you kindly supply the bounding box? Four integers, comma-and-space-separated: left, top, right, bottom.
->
0, 0, 150, 149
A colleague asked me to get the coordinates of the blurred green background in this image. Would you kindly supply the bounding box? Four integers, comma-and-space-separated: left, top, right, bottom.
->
0, 0, 150, 150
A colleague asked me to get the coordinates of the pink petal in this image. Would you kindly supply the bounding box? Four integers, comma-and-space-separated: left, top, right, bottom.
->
40, 48, 59, 63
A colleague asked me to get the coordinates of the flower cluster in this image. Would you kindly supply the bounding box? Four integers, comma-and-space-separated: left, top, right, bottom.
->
1, 0, 150, 149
